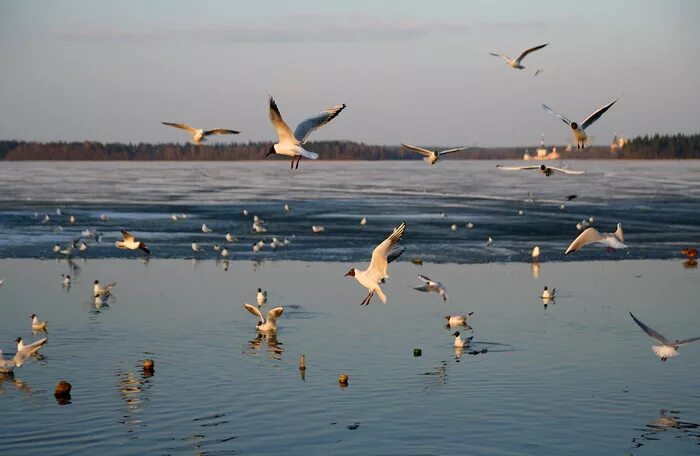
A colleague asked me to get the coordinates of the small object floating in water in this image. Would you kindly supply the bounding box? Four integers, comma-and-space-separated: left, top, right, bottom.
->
413, 348, 422, 357
54, 380, 72, 402
560, 204, 566, 210
486, 236, 493, 246
532, 246, 540, 261
681, 248, 697, 259
465, 222, 474, 229
481, 348, 488, 354
518, 210, 524, 215
312, 225, 325, 233
338, 374, 349, 385
347, 422, 360, 430
411, 258, 423, 265
360, 217, 367, 226
299, 354, 306, 371
143, 359, 155, 373
450, 224, 457, 231
541, 286, 555, 299
284, 204, 291, 213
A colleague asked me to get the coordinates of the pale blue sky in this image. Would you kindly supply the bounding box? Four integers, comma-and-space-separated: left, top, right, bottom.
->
1, 0, 698, 146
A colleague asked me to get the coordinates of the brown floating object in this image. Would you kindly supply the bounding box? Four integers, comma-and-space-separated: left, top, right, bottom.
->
411, 258, 423, 265
338, 374, 349, 385
299, 354, 306, 371
54, 380, 72, 398
143, 359, 155, 372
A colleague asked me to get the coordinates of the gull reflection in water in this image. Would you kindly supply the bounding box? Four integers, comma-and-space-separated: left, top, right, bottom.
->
245, 333, 284, 361
683, 259, 697, 269
0, 372, 33, 396
116, 368, 153, 436
531, 262, 541, 279
630, 409, 700, 451
542, 296, 555, 308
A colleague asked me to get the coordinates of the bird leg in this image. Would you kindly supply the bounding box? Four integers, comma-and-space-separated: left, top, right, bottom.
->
361, 291, 374, 306
295, 155, 301, 169
290, 157, 295, 169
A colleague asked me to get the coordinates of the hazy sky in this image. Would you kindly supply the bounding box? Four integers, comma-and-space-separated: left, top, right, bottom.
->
1, 0, 698, 146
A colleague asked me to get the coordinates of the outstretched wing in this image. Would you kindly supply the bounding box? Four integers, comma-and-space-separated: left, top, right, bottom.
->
564, 227, 605, 255
496, 165, 540, 171
244, 303, 264, 323
402, 143, 435, 157
414, 285, 432, 292
268, 96, 296, 145
120, 230, 135, 242
162, 122, 197, 133
489, 52, 511, 62
438, 147, 467, 156
203, 129, 240, 137
549, 166, 585, 175
580, 99, 618, 131
514, 43, 549, 64
294, 103, 346, 143
368, 222, 406, 280
542, 104, 573, 127
629, 312, 672, 345
265, 307, 284, 325
677, 336, 700, 346
387, 245, 405, 264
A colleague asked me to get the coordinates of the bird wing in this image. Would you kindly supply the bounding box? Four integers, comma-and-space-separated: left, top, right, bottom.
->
414, 285, 432, 292
387, 245, 405, 264
401, 143, 435, 156
368, 222, 406, 280
439, 289, 448, 301
294, 103, 346, 143
549, 166, 585, 175
580, 99, 618, 131
438, 147, 467, 156
120, 230, 135, 242
162, 122, 197, 134
266, 307, 284, 325
514, 43, 549, 64
496, 165, 540, 171
629, 312, 672, 345
489, 52, 510, 62
614, 223, 624, 242
677, 336, 700, 346
268, 96, 296, 145
416, 274, 434, 285
244, 303, 265, 323
203, 129, 240, 137
542, 104, 573, 127
564, 227, 605, 255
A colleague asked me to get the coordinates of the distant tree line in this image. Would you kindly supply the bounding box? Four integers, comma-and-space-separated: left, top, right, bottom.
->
0, 134, 698, 160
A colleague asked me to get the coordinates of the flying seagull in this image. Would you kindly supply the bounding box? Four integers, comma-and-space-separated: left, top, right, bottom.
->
496, 164, 585, 176
162, 122, 239, 144
401, 144, 468, 165
345, 222, 406, 305
115, 230, 151, 255
542, 99, 618, 149
266, 95, 346, 169
565, 223, 627, 255
414, 274, 448, 301
630, 312, 700, 361
490, 43, 549, 70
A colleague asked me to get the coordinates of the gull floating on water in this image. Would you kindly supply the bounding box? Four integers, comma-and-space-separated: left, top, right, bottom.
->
61, 274, 71, 287
496, 164, 585, 176
565, 223, 627, 255
100, 213, 110, 221
201, 224, 213, 233
445, 313, 474, 326
16, 336, 47, 355
266, 95, 346, 169
220, 248, 229, 257
41, 214, 50, 224
542, 99, 618, 149
225, 233, 235, 242
191, 242, 202, 253
256, 288, 267, 308
452, 331, 473, 348
532, 246, 541, 261
630, 312, 700, 361
490, 42, 548, 70
360, 217, 367, 226
69, 215, 76, 224
94, 279, 116, 297
312, 225, 325, 233
53, 243, 61, 253
345, 222, 406, 305
30, 314, 47, 331
116, 230, 150, 255
243, 303, 284, 332
284, 204, 291, 212
161, 122, 239, 144
401, 144, 468, 165
541, 286, 555, 299
414, 274, 448, 301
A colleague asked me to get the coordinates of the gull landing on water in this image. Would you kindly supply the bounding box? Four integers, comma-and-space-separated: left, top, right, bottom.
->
94, 279, 116, 297
16, 336, 47, 355
345, 222, 406, 305
243, 303, 284, 332
30, 314, 48, 331
542, 99, 618, 149
266, 95, 346, 170
414, 274, 448, 301
161, 122, 239, 144
401, 144, 468, 165
565, 223, 627, 255
489, 43, 549, 70
496, 164, 585, 176
630, 312, 700, 361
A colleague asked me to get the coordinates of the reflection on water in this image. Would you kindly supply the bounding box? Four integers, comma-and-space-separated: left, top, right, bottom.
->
245, 333, 284, 361
116, 367, 153, 437
531, 262, 541, 279
0, 372, 33, 397
542, 296, 555, 308
631, 410, 700, 452
683, 259, 697, 269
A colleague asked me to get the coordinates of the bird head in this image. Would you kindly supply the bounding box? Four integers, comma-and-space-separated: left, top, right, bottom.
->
540, 164, 546, 171
452, 331, 460, 337
15, 337, 22, 343
30, 314, 36, 319
94, 280, 99, 284
344, 268, 356, 277
570, 122, 578, 130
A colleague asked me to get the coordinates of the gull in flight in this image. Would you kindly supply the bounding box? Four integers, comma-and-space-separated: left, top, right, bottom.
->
401, 144, 468, 165
257, 288, 267, 308
16, 336, 47, 355
490, 43, 549, 70
116, 230, 151, 255
30, 314, 48, 331
161, 122, 239, 144
243, 303, 284, 332
94, 279, 116, 297
414, 274, 448, 301
266, 95, 346, 169
496, 164, 585, 176
345, 222, 406, 305
452, 331, 473, 348
445, 313, 474, 326
542, 99, 618, 149
565, 223, 627, 255
630, 312, 700, 361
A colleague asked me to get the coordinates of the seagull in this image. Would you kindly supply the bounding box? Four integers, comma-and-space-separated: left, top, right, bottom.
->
56, 208, 62, 216
16, 336, 47, 355
161, 122, 239, 144
496, 164, 585, 176
0, 350, 16, 373
490, 43, 548, 70
360, 217, 367, 226
0, 278, 4, 287
266, 95, 346, 169
541, 286, 555, 299
78, 241, 88, 251
30, 314, 48, 331
213, 244, 221, 252
486, 236, 493, 246
225, 233, 235, 242
52, 243, 61, 253
94, 279, 116, 297
41, 214, 50, 224
191, 242, 202, 253
59, 242, 74, 257
452, 331, 473, 348
116, 230, 151, 254
100, 213, 110, 221
542, 99, 618, 149
565, 223, 627, 255
629, 312, 700, 361
256, 288, 267, 308
311, 225, 325, 233
201, 224, 213, 233
345, 222, 406, 305
243, 303, 284, 332
414, 274, 448, 301
532, 246, 541, 261
445, 313, 474, 326
69, 215, 76, 224
284, 204, 291, 212
61, 274, 71, 287
401, 144, 468, 165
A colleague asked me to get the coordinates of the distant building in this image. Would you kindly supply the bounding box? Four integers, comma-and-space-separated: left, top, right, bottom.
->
523, 133, 560, 160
